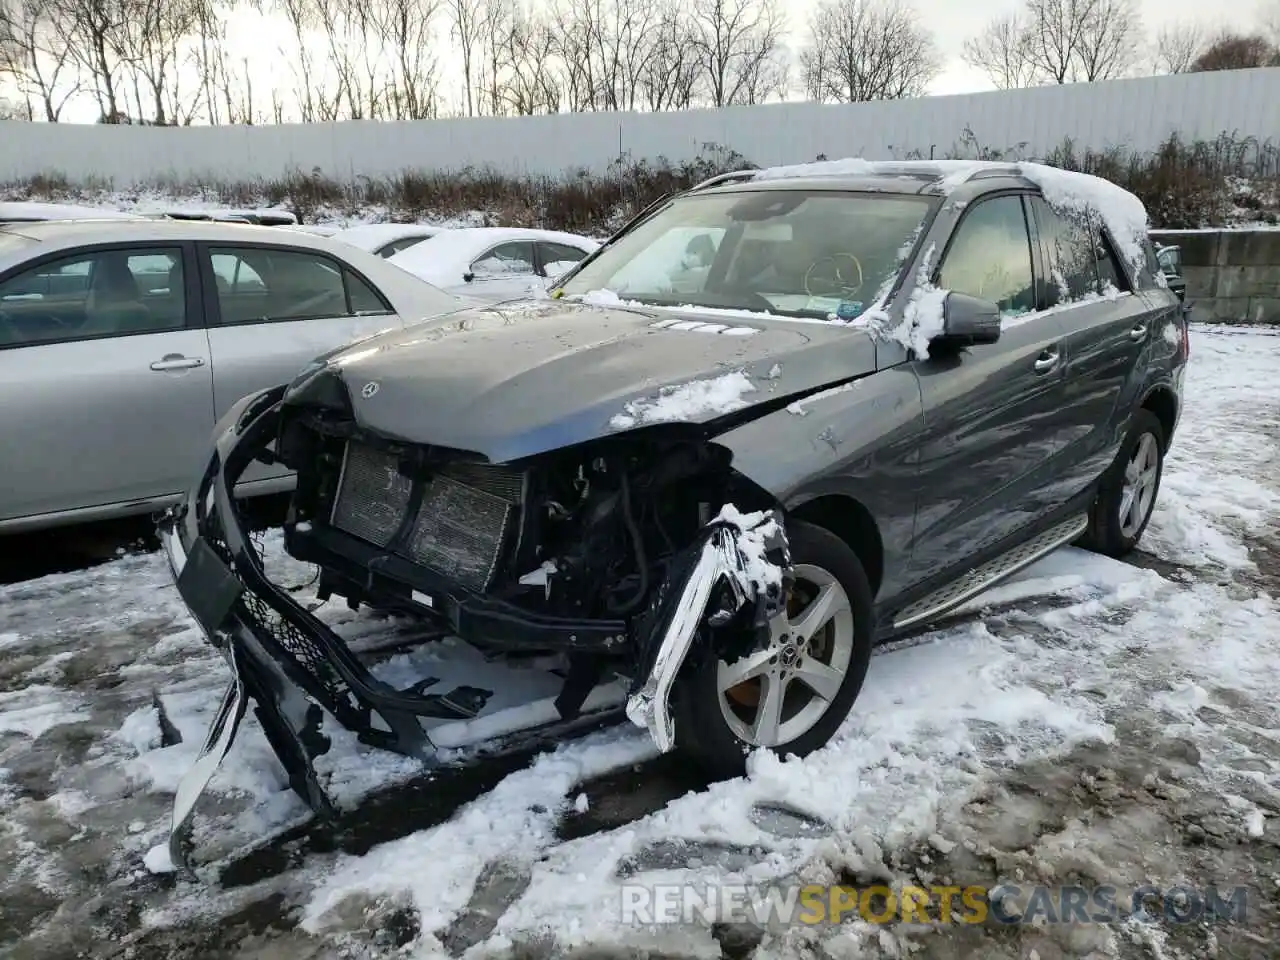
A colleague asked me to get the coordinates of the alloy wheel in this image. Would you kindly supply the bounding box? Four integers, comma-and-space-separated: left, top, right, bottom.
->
716, 563, 855, 748
1119, 431, 1160, 538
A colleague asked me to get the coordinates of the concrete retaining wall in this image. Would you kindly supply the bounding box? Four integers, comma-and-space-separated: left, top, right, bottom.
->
1149, 229, 1280, 325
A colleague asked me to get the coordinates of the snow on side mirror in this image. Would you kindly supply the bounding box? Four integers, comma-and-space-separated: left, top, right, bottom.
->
931, 291, 1002, 349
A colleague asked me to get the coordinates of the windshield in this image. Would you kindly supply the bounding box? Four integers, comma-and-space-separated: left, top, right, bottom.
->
557, 189, 934, 320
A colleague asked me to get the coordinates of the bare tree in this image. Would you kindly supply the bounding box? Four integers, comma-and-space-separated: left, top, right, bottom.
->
1150, 20, 1204, 74
373, 0, 444, 118
962, 0, 1140, 86
637, 7, 699, 109
112, 0, 215, 123
800, 0, 938, 102
495, 5, 560, 114
1190, 30, 1280, 70
962, 11, 1037, 88
446, 0, 487, 115
1068, 0, 1141, 80
686, 0, 786, 107
46, 0, 133, 119
0, 0, 81, 120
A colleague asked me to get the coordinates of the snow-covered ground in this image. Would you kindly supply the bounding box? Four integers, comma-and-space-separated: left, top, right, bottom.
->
3, 325, 1280, 960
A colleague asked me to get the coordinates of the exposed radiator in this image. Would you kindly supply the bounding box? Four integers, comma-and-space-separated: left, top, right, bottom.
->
329, 440, 523, 592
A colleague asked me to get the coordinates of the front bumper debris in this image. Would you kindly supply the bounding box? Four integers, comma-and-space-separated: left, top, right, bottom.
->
156, 389, 793, 872
625, 506, 792, 752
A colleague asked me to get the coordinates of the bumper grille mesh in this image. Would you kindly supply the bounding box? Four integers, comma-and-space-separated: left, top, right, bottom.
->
406, 475, 514, 591
331, 444, 413, 547
329, 440, 522, 592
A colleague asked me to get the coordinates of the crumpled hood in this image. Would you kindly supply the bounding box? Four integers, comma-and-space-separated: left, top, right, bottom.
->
285, 298, 880, 463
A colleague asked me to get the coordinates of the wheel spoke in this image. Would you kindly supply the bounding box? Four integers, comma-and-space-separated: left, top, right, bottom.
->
719, 646, 775, 691
795, 657, 843, 702
750, 672, 786, 746
1118, 488, 1135, 524
1127, 485, 1145, 530
790, 582, 846, 644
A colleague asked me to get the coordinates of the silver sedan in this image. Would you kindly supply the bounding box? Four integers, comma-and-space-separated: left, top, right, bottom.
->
0, 218, 475, 534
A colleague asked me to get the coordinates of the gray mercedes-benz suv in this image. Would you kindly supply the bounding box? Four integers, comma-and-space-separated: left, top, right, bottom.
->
155, 159, 1187, 868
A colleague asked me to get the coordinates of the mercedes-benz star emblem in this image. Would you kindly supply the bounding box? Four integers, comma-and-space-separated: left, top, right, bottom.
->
361, 381, 380, 398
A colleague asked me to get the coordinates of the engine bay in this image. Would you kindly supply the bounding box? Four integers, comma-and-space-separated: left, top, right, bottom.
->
278, 410, 772, 654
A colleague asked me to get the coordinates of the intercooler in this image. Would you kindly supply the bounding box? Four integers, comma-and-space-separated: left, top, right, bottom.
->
328, 440, 524, 592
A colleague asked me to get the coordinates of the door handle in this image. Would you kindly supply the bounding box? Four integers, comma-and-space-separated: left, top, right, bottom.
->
1033, 348, 1060, 373
150, 354, 205, 371
1129, 322, 1148, 341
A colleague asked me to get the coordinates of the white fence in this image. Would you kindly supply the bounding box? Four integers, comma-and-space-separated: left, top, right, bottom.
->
2, 67, 1278, 185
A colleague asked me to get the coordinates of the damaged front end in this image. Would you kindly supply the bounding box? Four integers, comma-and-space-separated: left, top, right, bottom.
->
155, 383, 793, 873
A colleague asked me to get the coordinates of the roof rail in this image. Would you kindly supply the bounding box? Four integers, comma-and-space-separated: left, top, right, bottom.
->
963, 164, 1024, 181
688, 170, 759, 192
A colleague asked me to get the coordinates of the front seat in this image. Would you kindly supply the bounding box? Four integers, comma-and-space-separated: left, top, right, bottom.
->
82, 256, 152, 336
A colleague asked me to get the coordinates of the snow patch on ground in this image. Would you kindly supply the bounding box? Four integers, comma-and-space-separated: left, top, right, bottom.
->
609, 370, 757, 430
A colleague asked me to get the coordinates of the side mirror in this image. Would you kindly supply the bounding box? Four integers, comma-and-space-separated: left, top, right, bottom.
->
462, 271, 475, 283
1156, 244, 1182, 278
931, 291, 1002, 349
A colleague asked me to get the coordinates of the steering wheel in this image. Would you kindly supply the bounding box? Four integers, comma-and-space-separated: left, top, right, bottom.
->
803, 253, 864, 298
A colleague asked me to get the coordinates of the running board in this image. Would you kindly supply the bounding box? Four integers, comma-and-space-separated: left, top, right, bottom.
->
892, 514, 1090, 631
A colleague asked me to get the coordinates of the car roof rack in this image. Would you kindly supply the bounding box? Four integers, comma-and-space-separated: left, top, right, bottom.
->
687, 170, 760, 192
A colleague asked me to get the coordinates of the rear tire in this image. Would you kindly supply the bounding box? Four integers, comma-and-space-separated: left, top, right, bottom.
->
671, 519, 875, 780
1079, 409, 1166, 558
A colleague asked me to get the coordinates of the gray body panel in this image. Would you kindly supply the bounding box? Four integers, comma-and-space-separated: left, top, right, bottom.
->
313, 300, 880, 463
708, 365, 925, 600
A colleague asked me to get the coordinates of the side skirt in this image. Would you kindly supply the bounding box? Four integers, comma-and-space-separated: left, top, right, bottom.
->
884, 511, 1091, 635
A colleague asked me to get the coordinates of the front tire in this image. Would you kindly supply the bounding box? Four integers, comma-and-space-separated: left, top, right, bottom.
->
671, 519, 875, 780
1079, 409, 1166, 558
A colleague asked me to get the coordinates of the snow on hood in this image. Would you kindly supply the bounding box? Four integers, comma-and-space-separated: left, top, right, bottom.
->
608, 370, 758, 430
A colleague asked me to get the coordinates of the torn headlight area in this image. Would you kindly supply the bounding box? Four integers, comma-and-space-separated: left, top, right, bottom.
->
157, 389, 793, 869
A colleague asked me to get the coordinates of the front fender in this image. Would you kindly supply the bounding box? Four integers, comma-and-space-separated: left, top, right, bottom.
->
711, 364, 924, 599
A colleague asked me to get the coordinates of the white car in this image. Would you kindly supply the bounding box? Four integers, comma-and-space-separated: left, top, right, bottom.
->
332, 222, 450, 259
0, 201, 144, 222
386, 227, 600, 301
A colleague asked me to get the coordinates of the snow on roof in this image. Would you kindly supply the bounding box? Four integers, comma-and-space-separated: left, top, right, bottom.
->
1013, 161, 1152, 279
333, 222, 445, 252
0, 201, 144, 221
387, 227, 599, 285
753, 158, 993, 189
751, 156, 1154, 278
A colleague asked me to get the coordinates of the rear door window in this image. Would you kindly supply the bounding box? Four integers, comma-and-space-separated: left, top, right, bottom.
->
470, 241, 536, 278
207, 246, 391, 324
1031, 197, 1099, 306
